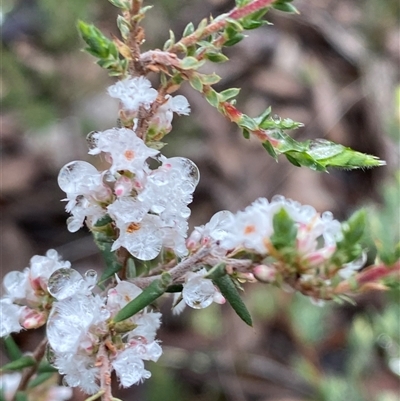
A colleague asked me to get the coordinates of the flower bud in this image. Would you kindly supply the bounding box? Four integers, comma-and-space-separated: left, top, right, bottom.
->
253, 265, 277, 283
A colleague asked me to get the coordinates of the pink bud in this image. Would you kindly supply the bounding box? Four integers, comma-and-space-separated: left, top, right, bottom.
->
20, 307, 47, 329
253, 265, 277, 283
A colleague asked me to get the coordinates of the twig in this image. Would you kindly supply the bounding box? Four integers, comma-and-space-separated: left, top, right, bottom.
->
98, 343, 113, 401
12, 338, 48, 400
170, 0, 275, 53
132, 246, 210, 287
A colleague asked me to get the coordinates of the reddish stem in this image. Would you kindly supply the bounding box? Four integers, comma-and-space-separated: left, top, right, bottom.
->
170, 0, 275, 53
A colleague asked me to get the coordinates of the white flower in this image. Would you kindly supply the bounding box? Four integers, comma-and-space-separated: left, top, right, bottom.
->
107, 197, 149, 225
187, 210, 235, 259
221, 197, 272, 254
0, 373, 21, 401
58, 161, 111, 232
149, 95, 190, 134
53, 352, 100, 395
112, 214, 163, 260
107, 77, 158, 112
0, 250, 72, 336
181, 268, 224, 309
0, 299, 23, 337
47, 294, 109, 355
88, 128, 159, 174
112, 348, 151, 387
339, 252, 367, 279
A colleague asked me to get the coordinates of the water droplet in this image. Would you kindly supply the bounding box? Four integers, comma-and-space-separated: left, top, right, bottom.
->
47, 268, 85, 300
46, 344, 56, 366
168, 157, 200, 187
84, 270, 98, 290
271, 194, 285, 203
58, 161, 99, 193
86, 131, 99, 150
322, 211, 333, 221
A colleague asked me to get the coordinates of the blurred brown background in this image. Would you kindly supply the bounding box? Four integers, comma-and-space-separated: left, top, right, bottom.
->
1, 0, 399, 400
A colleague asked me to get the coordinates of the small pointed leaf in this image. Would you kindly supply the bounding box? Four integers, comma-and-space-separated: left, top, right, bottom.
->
113, 274, 172, 323
213, 275, 253, 326
0, 356, 36, 373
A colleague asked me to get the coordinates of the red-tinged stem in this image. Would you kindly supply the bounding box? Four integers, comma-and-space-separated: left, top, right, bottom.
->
12, 338, 48, 400
170, 0, 275, 53
356, 261, 400, 285
98, 343, 113, 401
334, 261, 400, 295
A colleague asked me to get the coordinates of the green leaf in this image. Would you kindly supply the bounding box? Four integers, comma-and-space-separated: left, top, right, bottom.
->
179, 57, 206, 70
235, 0, 251, 6
225, 18, 244, 32
238, 114, 258, 131
214, 275, 253, 326
342, 209, 367, 245
242, 129, 250, 139
77, 20, 115, 59
241, 8, 269, 30
262, 140, 277, 159
0, 355, 36, 373
199, 73, 221, 85
332, 210, 367, 265
205, 88, 220, 107
285, 151, 326, 171
93, 219, 123, 285
2, 336, 23, 360
205, 52, 229, 63
311, 141, 385, 170
37, 361, 57, 373
224, 33, 245, 47
113, 274, 172, 323
254, 106, 272, 125
205, 263, 227, 280
117, 15, 131, 40
189, 74, 203, 91
219, 88, 241, 101
183, 22, 195, 37
15, 393, 28, 401
108, 0, 130, 9
270, 208, 298, 250
272, 1, 299, 14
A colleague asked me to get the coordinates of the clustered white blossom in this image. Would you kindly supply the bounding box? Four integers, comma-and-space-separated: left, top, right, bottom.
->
0, 250, 71, 337
187, 195, 365, 282
58, 76, 197, 261
46, 270, 162, 394
0, 68, 371, 400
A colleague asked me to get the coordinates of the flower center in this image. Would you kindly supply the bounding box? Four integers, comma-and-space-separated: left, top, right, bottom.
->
244, 225, 256, 234
127, 222, 141, 233
124, 150, 135, 160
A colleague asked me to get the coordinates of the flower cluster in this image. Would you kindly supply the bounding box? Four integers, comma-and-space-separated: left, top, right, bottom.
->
187, 195, 365, 285
46, 268, 162, 394
108, 77, 190, 137
58, 77, 197, 260
0, 250, 71, 337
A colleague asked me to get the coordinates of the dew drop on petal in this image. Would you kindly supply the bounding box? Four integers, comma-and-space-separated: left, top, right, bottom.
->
46, 344, 56, 366
321, 211, 334, 221
86, 131, 98, 151
84, 270, 98, 290
271, 194, 285, 204
58, 161, 99, 193
47, 268, 85, 300
168, 157, 200, 187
